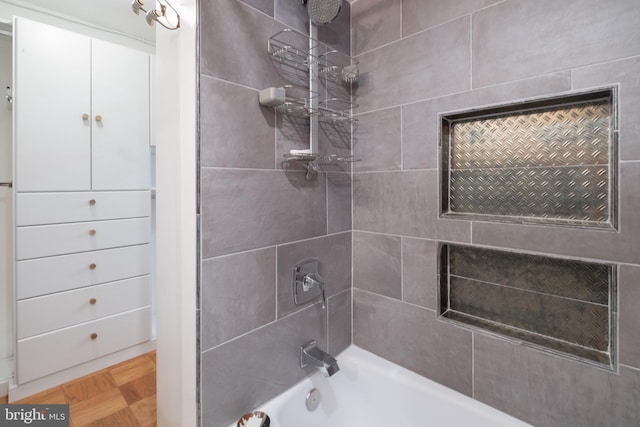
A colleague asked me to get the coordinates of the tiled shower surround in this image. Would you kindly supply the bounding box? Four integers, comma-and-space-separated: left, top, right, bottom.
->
351, 0, 640, 426
198, 1, 640, 426
198, 1, 352, 426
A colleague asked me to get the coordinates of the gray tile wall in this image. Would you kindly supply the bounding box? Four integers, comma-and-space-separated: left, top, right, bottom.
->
198, 1, 351, 426
351, 1, 640, 426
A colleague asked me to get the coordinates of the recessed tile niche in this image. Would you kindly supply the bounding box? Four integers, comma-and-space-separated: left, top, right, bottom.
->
439, 245, 616, 368
438, 89, 618, 368
440, 88, 617, 229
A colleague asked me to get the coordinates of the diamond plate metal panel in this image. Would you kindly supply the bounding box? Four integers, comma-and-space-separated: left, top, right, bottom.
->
450, 102, 611, 169
449, 246, 609, 304
440, 244, 615, 368
449, 165, 609, 222
442, 92, 615, 227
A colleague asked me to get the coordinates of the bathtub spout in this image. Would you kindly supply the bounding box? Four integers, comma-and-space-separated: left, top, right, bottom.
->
300, 340, 340, 377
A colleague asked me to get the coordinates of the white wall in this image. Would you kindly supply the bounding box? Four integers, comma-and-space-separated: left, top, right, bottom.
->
154, 0, 197, 424
0, 33, 12, 393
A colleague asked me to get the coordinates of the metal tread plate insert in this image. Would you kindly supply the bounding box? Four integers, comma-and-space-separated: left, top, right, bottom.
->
439, 244, 615, 369
441, 88, 617, 229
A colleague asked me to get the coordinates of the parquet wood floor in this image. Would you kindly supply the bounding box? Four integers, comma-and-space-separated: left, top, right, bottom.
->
5, 351, 156, 427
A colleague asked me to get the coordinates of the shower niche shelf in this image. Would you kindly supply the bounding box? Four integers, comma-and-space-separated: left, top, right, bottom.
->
262, 27, 358, 178
440, 88, 617, 229
439, 244, 616, 369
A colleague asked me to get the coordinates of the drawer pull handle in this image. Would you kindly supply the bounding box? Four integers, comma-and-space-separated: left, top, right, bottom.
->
89, 298, 97, 305
89, 263, 97, 270
89, 199, 96, 206
89, 229, 97, 236
90, 333, 98, 340
95, 115, 103, 122
82, 113, 89, 120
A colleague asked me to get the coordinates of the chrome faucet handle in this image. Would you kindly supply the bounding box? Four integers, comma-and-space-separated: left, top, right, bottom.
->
302, 273, 326, 309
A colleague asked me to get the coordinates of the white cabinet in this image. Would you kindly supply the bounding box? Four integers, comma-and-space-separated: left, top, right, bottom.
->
14, 18, 150, 192
12, 18, 153, 385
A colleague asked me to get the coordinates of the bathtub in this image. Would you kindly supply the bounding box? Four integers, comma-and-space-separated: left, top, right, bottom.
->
231, 345, 531, 427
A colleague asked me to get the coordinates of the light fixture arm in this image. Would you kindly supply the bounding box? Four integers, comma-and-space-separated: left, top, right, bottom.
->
131, 0, 180, 31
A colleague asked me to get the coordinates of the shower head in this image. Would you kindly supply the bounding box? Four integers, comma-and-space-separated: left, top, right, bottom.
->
302, 0, 343, 25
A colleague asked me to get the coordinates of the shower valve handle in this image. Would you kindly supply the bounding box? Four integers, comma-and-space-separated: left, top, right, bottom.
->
302, 273, 326, 309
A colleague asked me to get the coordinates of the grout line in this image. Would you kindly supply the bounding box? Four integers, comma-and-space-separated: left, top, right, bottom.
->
352, 68, 575, 117
200, 230, 351, 262
275, 246, 279, 320
326, 173, 329, 235
469, 14, 473, 90
471, 332, 475, 399
353, 168, 437, 174
570, 68, 574, 90
400, 236, 404, 301
398, 0, 403, 39
353, 287, 438, 313
400, 106, 404, 170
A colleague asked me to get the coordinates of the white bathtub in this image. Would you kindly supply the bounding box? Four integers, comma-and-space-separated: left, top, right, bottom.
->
232, 346, 532, 427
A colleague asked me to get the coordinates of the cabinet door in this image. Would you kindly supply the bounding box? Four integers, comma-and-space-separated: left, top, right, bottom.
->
91, 40, 150, 191
14, 18, 91, 191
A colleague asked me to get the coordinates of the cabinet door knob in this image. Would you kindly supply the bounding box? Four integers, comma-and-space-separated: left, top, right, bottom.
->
89, 298, 97, 305
89, 199, 96, 205
90, 333, 98, 340
89, 229, 96, 236
95, 115, 103, 122
89, 263, 97, 270
82, 113, 89, 120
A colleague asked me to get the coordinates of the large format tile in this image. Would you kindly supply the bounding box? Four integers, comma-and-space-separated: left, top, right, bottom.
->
619, 264, 640, 370
353, 232, 401, 299
201, 304, 326, 427
573, 56, 640, 161
239, 0, 274, 16
472, 0, 640, 88
472, 162, 640, 265
200, 76, 276, 169
327, 290, 352, 355
276, 232, 351, 318
275, 0, 308, 34
326, 173, 352, 234
354, 17, 470, 113
353, 290, 473, 395
474, 333, 640, 427
353, 170, 432, 236
402, 72, 571, 170
353, 170, 470, 242
201, 248, 277, 350
351, 0, 401, 55
402, 237, 438, 310
402, 0, 500, 37
353, 107, 402, 172
201, 169, 327, 257
200, 0, 290, 89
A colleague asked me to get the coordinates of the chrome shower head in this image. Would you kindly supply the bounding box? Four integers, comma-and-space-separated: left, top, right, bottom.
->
303, 0, 342, 25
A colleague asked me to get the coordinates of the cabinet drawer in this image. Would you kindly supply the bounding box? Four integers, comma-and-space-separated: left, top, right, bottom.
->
16, 191, 150, 226
17, 307, 151, 384
17, 218, 150, 260
17, 276, 151, 339
17, 244, 150, 300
